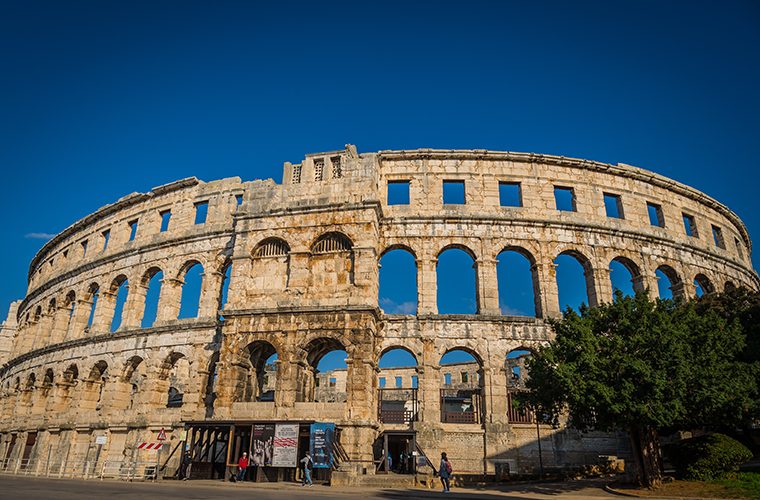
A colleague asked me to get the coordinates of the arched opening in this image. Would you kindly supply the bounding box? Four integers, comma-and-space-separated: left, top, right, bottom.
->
86, 283, 100, 331
252, 238, 291, 292
437, 247, 478, 314
725, 281, 736, 292
236, 341, 278, 403
141, 268, 163, 328
122, 356, 146, 411
655, 265, 681, 300
554, 251, 592, 312
609, 257, 641, 299
379, 248, 417, 315
310, 232, 354, 288
161, 353, 191, 408
497, 248, 538, 317
109, 275, 129, 332
178, 262, 204, 319
63, 364, 79, 384
301, 338, 347, 403
439, 348, 483, 424
506, 348, 536, 424
378, 347, 419, 424
42, 369, 54, 388
84, 361, 108, 413
694, 274, 714, 298
64, 291, 76, 338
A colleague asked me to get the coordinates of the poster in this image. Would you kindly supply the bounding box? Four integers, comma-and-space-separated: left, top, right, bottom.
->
251, 423, 275, 466
309, 422, 335, 469
272, 424, 299, 467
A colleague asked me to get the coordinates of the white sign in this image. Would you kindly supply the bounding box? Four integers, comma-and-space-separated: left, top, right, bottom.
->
157, 428, 167, 441
271, 424, 299, 468
95, 436, 108, 445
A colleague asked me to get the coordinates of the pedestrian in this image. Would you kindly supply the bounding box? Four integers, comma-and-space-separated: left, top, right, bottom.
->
180, 449, 191, 480
237, 451, 249, 482
300, 452, 313, 486
439, 452, 452, 492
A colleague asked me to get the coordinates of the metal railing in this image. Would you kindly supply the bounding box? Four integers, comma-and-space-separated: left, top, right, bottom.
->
377, 388, 418, 423
0, 457, 164, 481
507, 391, 535, 424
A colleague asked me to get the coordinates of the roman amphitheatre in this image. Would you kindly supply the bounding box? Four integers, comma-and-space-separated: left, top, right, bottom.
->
0, 145, 756, 485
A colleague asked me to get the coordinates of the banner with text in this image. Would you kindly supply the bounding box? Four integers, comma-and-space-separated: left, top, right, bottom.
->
251, 423, 275, 466
309, 422, 335, 469
272, 424, 299, 467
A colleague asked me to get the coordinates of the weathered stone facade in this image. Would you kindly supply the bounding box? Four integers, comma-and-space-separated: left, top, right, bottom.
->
0, 146, 756, 482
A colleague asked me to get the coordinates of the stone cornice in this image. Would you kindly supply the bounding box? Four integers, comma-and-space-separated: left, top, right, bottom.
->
375, 149, 753, 252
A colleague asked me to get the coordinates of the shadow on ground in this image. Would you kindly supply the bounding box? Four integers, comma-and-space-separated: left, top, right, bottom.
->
375, 478, 613, 498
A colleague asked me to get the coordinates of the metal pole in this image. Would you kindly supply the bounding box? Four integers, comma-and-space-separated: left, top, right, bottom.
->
535, 417, 544, 478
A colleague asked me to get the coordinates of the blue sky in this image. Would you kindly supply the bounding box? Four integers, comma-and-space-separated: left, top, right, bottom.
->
1, 2, 759, 370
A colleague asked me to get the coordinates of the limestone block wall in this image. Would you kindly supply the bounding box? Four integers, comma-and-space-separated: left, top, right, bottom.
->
0, 145, 756, 478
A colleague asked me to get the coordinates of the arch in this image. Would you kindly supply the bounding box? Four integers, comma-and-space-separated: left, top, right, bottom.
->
122, 356, 146, 410
63, 364, 79, 384
301, 337, 347, 403
218, 261, 232, 311
47, 298, 56, 314
437, 246, 478, 314
724, 281, 736, 292
694, 273, 715, 298
312, 232, 353, 254
439, 348, 483, 424
33, 305, 42, 322
506, 348, 534, 390
378, 347, 418, 369
88, 360, 108, 381
141, 268, 163, 328
237, 341, 278, 402
178, 261, 204, 319
42, 368, 54, 387
655, 265, 681, 300
109, 275, 129, 332
379, 247, 417, 315
253, 237, 290, 258
497, 247, 538, 317
160, 352, 190, 408
85, 283, 100, 330
609, 256, 642, 298
25, 372, 36, 389
554, 250, 593, 312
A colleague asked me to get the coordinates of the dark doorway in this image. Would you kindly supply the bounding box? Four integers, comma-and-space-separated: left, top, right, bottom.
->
376, 432, 415, 474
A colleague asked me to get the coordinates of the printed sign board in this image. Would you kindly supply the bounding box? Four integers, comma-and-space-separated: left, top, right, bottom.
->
251, 423, 275, 466
309, 422, 335, 469
272, 424, 299, 467
95, 436, 107, 445
157, 428, 167, 441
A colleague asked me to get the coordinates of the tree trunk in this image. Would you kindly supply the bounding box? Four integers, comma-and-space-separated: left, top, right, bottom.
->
629, 425, 663, 488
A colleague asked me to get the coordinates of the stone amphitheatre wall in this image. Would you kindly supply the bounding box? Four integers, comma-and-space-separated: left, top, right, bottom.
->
0, 145, 756, 479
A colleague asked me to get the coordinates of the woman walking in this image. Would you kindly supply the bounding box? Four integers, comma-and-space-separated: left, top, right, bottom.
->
439, 452, 452, 492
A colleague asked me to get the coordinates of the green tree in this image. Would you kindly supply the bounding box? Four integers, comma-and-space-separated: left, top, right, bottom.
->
523, 291, 755, 487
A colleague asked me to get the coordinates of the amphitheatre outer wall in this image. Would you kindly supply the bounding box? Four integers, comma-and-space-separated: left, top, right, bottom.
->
0, 145, 756, 481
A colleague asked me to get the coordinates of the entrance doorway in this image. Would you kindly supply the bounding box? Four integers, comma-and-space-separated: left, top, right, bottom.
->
376, 432, 415, 474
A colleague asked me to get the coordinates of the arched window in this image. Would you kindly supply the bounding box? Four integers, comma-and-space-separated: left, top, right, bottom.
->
439, 348, 483, 424
86, 284, 100, 330
64, 291, 76, 337
554, 251, 592, 312
141, 269, 163, 328
178, 262, 204, 319
237, 342, 278, 403
310, 232, 354, 288
497, 248, 537, 317
378, 348, 419, 423
506, 348, 536, 424
110, 276, 129, 332
302, 338, 347, 403
694, 274, 714, 298
163, 354, 191, 408
218, 262, 232, 311
123, 356, 146, 410
437, 247, 477, 314
254, 238, 289, 258
312, 232, 352, 254
609, 257, 641, 299
379, 248, 417, 315
252, 238, 291, 292
655, 265, 680, 300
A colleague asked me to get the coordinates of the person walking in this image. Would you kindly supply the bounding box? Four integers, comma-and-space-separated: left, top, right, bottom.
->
236, 451, 249, 482
439, 452, 452, 492
300, 452, 313, 486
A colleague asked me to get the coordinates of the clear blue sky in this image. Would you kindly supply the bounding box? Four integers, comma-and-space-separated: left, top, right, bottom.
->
2, 1, 759, 350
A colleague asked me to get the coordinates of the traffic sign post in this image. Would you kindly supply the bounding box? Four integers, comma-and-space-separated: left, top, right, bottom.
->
155, 428, 167, 482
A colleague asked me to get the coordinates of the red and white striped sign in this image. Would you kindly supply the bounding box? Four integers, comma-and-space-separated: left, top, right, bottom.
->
137, 442, 164, 450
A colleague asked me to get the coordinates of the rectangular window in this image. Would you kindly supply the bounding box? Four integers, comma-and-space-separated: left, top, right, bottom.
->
444, 373, 452, 386
395, 376, 402, 388
411, 375, 418, 388
160, 210, 171, 232
554, 186, 576, 212
443, 180, 466, 205
647, 202, 665, 227
387, 180, 410, 205
682, 213, 698, 237
101, 229, 110, 251
712, 225, 725, 249
314, 158, 324, 181
128, 220, 138, 241
379, 377, 386, 388
292, 164, 302, 184
194, 201, 209, 225
331, 156, 342, 179
735, 237, 745, 260
461, 372, 468, 384
603, 192, 624, 219
329, 377, 337, 388
81, 240, 88, 257
499, 181, 522, 207
235, 194, 243, 205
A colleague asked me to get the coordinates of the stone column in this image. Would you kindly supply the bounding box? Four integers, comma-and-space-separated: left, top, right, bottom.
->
418, 259, 438, 315
285, 252, 311, 290
49, 304, 72, 345
156, 278, 182, 323
345, 348, 376, 421
121, 283, 148, 330
31, 311, 54, 350
418, 338, 441, 424
477, 258, 500, 315
587, 266, 611, 307
70, 298, 93, 339
91, 290, 116, 334
199, 270, 223, 319
274, 356, 298, 408
536, 261, 561, 319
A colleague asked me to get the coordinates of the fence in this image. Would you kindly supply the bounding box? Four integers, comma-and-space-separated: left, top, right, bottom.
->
0, 457, 165, 481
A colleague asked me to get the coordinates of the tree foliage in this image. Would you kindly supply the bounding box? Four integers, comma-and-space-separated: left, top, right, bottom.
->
523, 290, 759, 486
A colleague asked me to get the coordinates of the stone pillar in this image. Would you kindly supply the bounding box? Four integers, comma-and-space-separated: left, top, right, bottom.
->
91, 290, 116, 334
587, 266, 611, 307
199, 271, 223, 319
156, 278, 182, 323
353, 247, 378, 289
477, 258, 500, 315
419, 338, 441, 423
31, 310, 54, 351
49, 304, 72, 345
536, 262, 561, 319
274, 356, 298, 408
345, 350, 376, 421
285, 252, 310, 290
418, 259, 438, 315
484, 364, 508, 421
70, 298, 93, 339
121, 283, 148, 330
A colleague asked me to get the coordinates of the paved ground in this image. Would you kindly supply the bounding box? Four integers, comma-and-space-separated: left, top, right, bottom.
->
0, 475, 689, 500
